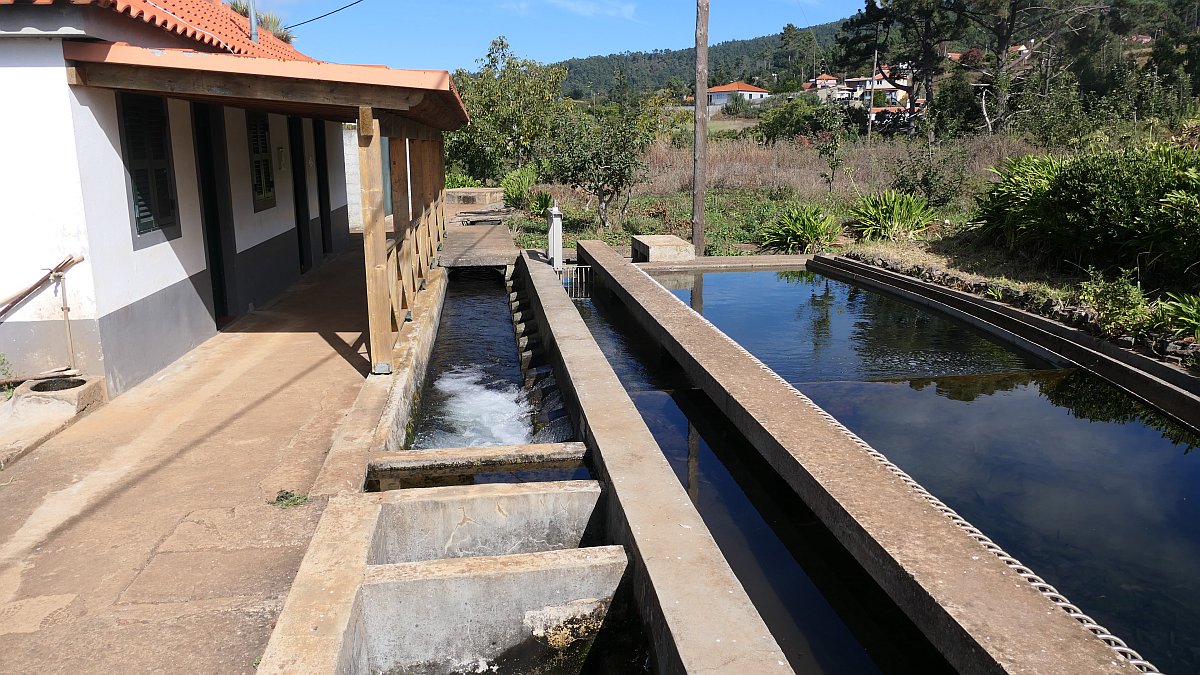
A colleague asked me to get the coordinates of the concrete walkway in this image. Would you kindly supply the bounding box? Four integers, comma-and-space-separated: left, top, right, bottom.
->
440, 203, 520, 268
0, 244, 372, 673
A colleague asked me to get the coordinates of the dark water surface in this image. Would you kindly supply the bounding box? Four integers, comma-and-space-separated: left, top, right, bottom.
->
661, 269, 1200, 673
577, 297, 954, 674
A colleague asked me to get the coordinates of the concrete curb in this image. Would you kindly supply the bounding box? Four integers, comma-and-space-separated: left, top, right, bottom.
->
309, 267, 449, 497
518, 251, 791, 673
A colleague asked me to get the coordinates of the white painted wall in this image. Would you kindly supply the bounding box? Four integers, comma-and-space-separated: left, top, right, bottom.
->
70, 89, 208, 317
326, 121, 347, 210
0, 38, 97, 322
225, 108, 297, 253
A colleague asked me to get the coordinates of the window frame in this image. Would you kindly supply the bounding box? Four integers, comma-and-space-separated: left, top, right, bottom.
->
116, 92, 181, 249
246, 110, 277, 213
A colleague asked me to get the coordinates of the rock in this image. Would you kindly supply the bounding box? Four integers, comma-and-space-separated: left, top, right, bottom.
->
1166, 355, 1184, 365
1117, 336, 1135, 349
1040, 298, 1059, 314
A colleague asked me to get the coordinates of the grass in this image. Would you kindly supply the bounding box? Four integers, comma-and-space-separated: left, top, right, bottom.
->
269, 490, 309, 508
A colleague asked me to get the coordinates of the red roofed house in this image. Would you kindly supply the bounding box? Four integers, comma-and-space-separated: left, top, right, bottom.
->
0, 0, 468, 396
706, 81, 770, 106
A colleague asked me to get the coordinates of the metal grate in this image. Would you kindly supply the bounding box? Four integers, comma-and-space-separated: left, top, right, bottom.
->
557, 265, 593, 300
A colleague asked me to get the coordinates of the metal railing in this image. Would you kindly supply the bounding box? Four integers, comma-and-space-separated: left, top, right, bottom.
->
556, 265, 592, 300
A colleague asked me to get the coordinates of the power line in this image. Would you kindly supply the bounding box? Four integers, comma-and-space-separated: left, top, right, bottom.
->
283, 0, 367, 30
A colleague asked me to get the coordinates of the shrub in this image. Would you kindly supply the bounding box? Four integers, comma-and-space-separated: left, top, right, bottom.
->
530, 190, 554, 215
1155, 292, 1200, 340
445, 172, 482, 189
848, 191, 938, 241
975, 145, 1200, 290
759, 203, 841, 254
501, 164, 538, 210
889, 143, 968, 208
1077, 268, 1152, 338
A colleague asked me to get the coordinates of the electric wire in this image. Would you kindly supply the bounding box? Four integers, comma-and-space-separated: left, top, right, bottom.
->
283, 0, 367, 30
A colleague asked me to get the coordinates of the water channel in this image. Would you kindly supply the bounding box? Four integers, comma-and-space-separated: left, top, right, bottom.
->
656, 269, 1200, 674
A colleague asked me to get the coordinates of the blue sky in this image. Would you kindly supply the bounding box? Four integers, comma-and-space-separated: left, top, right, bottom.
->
256, 0, 862, 71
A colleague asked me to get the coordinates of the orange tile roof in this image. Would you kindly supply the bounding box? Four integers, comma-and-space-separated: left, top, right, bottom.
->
815, 73, 838, 81
708, 81, 769, 94
3, 0, 310, 61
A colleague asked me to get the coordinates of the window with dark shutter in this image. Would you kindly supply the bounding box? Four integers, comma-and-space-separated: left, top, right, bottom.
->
117, 93, 178, 236
246, 111, 276, 212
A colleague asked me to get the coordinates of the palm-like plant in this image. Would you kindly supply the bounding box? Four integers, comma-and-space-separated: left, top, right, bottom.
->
848, 190, 937, 241
759, 203, 841, 254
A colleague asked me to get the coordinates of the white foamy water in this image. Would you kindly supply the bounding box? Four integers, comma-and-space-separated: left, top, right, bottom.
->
415, 365, 533, 448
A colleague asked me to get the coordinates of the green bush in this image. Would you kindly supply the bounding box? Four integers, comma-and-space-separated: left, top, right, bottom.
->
445, 172, 482, 189
975, 145, 1200, 290
501, 164, 538, 210
1155, 292, 1200, 340
889, 144, 968, 208
759, 203, 841, 254
1077, 268, 1152, 338
530, 190, 554, 215
848, 190, 938, 241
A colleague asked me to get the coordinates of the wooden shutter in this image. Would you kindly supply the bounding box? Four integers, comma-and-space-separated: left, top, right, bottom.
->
246, 112, 276, 211
119, 94, 177, 234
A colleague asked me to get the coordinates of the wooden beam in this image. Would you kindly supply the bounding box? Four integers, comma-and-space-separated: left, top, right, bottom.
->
358, 111, 394, 374
75, 63, 424, 115
377, 112, 437, 141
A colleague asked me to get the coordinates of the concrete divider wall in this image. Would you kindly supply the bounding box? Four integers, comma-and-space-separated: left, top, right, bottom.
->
516, 251, 791, 674
577, 240, 1132, 674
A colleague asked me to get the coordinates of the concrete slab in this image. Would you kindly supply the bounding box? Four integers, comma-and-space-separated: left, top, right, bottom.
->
0, 376, 105, 470
578, 239, 1133, 674
367, 481, 602, 564
518, 251, 790, 673
440, 223, 520, 268
445, 187, 504, 205
635, 253, 812, 271
631, 234, 694, 263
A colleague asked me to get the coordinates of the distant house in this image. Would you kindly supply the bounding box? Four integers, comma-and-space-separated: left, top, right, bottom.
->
1131, 34, 1154, 45
845, 71, 910, 106
813, 73, 839, 89
0, 0, 467, 395
707, 82, 770, 106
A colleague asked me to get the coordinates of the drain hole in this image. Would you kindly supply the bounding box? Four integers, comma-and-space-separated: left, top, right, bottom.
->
30, 378, 86, 392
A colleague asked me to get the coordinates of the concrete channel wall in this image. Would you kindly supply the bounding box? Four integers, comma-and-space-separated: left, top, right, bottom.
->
578, 240, 1132, 674
517, 251, 792, 673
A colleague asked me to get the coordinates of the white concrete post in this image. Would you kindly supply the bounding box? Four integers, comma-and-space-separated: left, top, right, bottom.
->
546, 201, 563, 271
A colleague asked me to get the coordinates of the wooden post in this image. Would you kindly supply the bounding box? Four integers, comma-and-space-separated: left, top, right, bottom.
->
358, 107, 393, 374
388, 135, 412, 318
692, 0, 709, 257
435, 135, 447, 246
412, 139, 431, 276
420, 138, 437, 264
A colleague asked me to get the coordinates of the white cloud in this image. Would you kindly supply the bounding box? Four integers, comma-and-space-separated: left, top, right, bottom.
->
545, 0, 636, 20
501, 1, 532, 13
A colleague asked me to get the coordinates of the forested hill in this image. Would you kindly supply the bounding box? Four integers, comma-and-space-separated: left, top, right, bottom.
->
556, 20, 843, 97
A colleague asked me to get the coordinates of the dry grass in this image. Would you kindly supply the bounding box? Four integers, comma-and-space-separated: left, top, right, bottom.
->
641, 134, 1037, 209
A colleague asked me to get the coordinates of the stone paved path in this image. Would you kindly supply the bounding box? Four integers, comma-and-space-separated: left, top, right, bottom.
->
0, 243, 371, 673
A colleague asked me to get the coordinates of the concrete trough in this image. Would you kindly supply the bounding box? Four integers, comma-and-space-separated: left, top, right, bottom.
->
260, 481, 626, 674
577, 240, 1133, 674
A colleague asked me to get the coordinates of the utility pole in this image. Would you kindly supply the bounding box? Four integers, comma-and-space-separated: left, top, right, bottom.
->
866, 47, 878, 145
692, 0, 709, 257
247, 0, 259, 43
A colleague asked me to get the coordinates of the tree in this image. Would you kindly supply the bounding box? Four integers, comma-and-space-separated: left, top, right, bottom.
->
951, 0, 1105, 133
840, 0, 966, 137
445, 37, 569, 182
542, 98, 666, 229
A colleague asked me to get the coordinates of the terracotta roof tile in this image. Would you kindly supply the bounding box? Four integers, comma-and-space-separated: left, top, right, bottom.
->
708, 81, 769, 94
2, 0, 311, 61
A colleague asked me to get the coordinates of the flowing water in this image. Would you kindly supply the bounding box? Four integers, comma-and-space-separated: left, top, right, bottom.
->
410, 270, 533, 449
662, 269, 1200, 673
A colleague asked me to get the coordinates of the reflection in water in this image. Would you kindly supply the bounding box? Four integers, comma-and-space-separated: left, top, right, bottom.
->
671, 269, 1042, 382
576, 294, 953, 675
663, 269, 1200, 673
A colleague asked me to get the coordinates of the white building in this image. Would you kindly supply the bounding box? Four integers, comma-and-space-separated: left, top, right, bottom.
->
0, 0, 466, 397
707, 81, 770, 106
